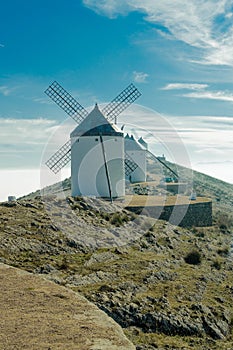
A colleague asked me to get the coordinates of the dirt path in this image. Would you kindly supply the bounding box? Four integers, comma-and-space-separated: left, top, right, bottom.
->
0, 264, 135, 350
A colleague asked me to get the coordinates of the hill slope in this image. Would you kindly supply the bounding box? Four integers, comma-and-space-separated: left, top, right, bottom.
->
0, 188, 233, 349
0, 263, 135, 350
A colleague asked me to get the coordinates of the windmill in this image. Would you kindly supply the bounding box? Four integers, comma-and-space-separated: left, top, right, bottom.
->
45, 81, 141, 200
124, 133, 147, 183
125, 128, 179, 182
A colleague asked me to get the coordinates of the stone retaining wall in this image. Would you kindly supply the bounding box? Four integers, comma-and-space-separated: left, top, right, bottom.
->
126, 200, 212, 227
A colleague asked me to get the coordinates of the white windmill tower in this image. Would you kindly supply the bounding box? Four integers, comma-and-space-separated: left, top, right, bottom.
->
124, 128, 179, 184
45, 81, 141, 200
124, 134, 147, 183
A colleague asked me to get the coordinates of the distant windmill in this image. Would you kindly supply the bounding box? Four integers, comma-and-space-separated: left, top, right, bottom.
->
45, 81, 141, 199
125, 128, 178, 182
124, 133, 147, 183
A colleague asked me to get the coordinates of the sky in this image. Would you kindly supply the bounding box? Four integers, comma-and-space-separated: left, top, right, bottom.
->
0, 0, 233, 201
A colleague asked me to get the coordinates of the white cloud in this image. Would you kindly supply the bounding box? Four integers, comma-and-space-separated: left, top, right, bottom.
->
0, 85, 12, 96
33, 97, 54, 105
0, 168, 70, 202
162, 82, 233, 103
193, 161, 233, 184
0, 118, 60, 169
0, 169, 41, 202
167, 115, 233, 155
83, 0, 233, 66
0, 116, 77, 171
161, 83, 208, 91
183, 90, 233, 102
133, 71, 149, 83
118, 105, 233, 182
0, 118, 58, 145
194, 147, 225, 155
82, 0, 130, 18
225, 12, 233, 18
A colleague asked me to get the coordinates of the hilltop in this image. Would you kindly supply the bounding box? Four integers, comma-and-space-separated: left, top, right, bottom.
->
21, 158, 233, 215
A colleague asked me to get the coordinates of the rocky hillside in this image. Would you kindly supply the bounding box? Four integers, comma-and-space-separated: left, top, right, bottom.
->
0, 190, 233, 349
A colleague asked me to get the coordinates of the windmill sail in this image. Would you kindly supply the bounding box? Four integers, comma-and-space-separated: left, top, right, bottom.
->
46, 140, 71, 174
45, 81, 89, 124
102, 83, 141, 122
45, 81, 141, 183
124, 152, 138, 176
146, 150, 178, 178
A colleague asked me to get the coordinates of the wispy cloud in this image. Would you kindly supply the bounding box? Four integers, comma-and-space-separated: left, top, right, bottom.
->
0, 118, 55, 170
193, 160, 233, 183
33, 97, 53, 105
161, 83, 208, 91
118, 105, 233, 176
0, 85, 12, 96
183, 90, 233, 102
0, 118, 58, 146
161, 82, 233, 102
0, 44, 4, 48
0, 117, 75, 167
133, 71, 149, 83
83, 0, 233, 66
82, 0, 130, 18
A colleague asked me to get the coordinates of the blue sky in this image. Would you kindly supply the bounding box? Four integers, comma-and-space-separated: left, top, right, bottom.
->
0, 0, 233, 200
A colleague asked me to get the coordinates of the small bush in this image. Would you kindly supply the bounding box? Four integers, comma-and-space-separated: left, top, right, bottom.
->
216, 212, 233, 233
148, 225, 154, 232
212, 259, 222, 270
58, 256, 70, 270
217, 247, 229, 257
122, 213, 130, 223
219, 223, 228, 231
184, 250, 202, 265
110, 213, 123, 226
100, 212, 111, 221
196, 231, 205, 238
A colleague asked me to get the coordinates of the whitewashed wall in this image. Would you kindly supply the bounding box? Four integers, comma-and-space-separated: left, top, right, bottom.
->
71, 135, 125, 198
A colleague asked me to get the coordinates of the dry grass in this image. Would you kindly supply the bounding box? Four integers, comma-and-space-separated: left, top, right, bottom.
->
124, 194, 211, 207
0, 264, 135, 350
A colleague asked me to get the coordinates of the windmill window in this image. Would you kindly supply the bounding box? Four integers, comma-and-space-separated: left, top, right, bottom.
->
95, 138, 98, 141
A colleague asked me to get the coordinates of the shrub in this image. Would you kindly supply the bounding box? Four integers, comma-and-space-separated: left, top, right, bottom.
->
58, 256, 70, 270
184, 250, 202, 265
197, 232, 205, 238
212, 259, 222, 270
100, 212, 111, 221
216, 212, 233, 233
110, 213, 123, 226
217, 247, 229, 257
219, 223, 228, 231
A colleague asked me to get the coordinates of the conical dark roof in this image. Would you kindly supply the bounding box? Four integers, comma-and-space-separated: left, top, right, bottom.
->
70, 104, 123, 137
124, 134, 145, 151
138, 136, 148, 149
